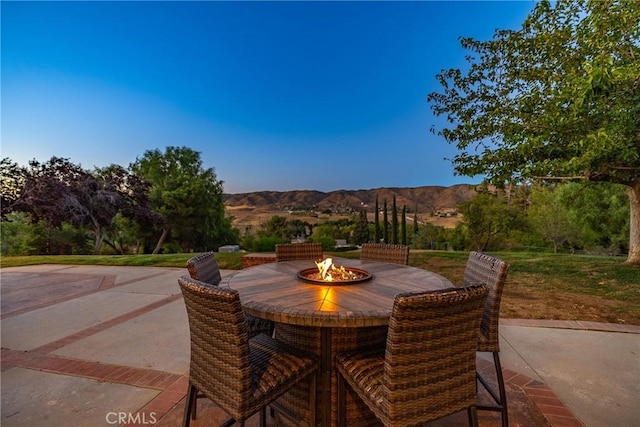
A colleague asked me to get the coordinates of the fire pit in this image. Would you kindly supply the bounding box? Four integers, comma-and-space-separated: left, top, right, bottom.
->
297, 258, 373, 285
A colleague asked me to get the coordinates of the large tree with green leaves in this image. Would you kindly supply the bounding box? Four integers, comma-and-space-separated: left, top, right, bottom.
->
428, 0, 640, 263
94, 164, 161, 254
1, 158, 24, 221
528, 185, 580, 253
131, 146, 235, 253
458, 191, 524, 252
561, 182, 630, 252
2, 157, 160, 255
8, 157, 155, 254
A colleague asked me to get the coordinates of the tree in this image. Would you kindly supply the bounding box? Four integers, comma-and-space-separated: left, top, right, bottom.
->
401, 205, 407, 245
383, 199, 389, 243
1, 158, 24, 220
428, 0, 640, 263
309, 223, 346, 250
131, 146, 235, 253
374, 196, 381, 242
258, 216, 290, 241
287, 219, 312, 241
12, 157, 132, 254
458, 191, 523, 252
91, 165, 160, 254
528, 185, 579, 253
561, 182, 630, 253
391, 196, 399, 244
0, 212, 35, 256
413, 222, 447, 250
353, 209, 370, 245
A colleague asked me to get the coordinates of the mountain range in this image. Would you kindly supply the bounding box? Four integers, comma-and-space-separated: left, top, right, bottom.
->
224, 184, 479, 213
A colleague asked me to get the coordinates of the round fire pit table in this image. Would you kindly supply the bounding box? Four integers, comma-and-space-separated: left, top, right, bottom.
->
226, 258, 452, 427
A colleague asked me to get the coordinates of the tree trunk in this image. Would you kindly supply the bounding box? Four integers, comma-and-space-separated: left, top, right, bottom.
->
626, 180, 640, 265
103, 239, 121, 254
93, 225, 104, 255
152, 227, 169, 255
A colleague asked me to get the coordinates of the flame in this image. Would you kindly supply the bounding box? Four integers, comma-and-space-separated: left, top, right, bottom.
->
315, 258, 360, 282
316, 258, 334, 281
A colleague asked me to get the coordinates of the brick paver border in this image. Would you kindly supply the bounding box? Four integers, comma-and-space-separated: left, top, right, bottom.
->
477, 357, 585, 427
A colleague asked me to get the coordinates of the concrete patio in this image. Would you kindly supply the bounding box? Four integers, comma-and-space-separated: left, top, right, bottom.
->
1, 264, 638, 427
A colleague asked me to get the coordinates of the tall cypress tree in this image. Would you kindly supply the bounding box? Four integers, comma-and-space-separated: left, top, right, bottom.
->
354, 208, 370, 245
392, 196, 399, 244
413, 206, 419, 235
374, 196, 380, 243
383, 199, 389, 243
401, 205, 407, 245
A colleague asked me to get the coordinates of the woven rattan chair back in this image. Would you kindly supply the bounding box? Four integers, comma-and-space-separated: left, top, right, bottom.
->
462, 251, 510, 353
385, 285, 488, 424
178, 276, 317, 427
462, 251, 510, 427
360, 243, 410, 265
336, 285, 489, 427
186, 252, 222, 285
275, 243, 323, 262
187, 252, 273, 344
179, 276, 251, 416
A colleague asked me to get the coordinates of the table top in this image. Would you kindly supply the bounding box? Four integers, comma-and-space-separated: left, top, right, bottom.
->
226, 258, 453, 328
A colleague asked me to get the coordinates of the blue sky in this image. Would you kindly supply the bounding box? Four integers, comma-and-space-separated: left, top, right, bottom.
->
2, 1, 536, 194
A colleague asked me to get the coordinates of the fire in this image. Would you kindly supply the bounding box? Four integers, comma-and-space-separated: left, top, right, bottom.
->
298, 258, 370, 284
315, 258, 360, 282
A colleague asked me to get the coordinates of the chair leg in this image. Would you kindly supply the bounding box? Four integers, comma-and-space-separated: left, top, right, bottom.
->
191, 393, 198, 420
468, 405, 479, 427
493, 352, 509, 427
182, 384, 197, 427
336, 371, 346, 427
477, 351, 509, 427
308, 371, 317, 427
221, 418, 236, 427
260, 407, 267, 427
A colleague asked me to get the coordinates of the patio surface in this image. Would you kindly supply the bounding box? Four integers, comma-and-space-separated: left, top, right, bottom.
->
1, 264, 638, 427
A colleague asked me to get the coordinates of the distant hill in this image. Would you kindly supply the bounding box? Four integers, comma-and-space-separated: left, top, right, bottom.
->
224, 184, 479, 213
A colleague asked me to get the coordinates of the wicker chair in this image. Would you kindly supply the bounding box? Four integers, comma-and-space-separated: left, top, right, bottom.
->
360, 243, 410, 265
186, 252, 222, 285
275, 243, 323, 262
336, 284, 489, 427
179, 276, 318, 427
462, 251, 511, 427
186, 252, 273, 338
185, 253, 276, 422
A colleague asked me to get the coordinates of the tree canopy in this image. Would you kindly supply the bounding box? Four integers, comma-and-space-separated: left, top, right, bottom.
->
457, 191, 523, 252
3, 157, 157, 254
131, 146, 236, 253
428, 0, 640, 263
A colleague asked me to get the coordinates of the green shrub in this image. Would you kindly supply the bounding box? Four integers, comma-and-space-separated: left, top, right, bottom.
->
252, 236, 284, 252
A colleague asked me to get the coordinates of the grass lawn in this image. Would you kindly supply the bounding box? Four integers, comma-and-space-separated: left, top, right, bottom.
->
2, 250, 638, 325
